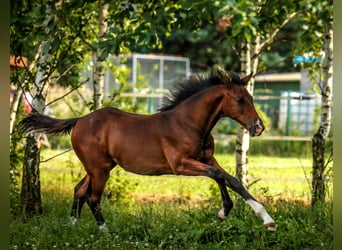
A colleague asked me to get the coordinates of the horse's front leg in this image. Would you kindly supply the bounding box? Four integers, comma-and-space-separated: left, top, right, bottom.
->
210, 157, 276, 231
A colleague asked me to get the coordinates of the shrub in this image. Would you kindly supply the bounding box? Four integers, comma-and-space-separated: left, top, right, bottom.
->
103, 168, 139, 206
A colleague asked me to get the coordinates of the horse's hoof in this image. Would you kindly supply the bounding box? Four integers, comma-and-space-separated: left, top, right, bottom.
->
264, 223, 277, 231
216, 208, 226, 223
216, 216, 223, 223
99, 223, 109, 233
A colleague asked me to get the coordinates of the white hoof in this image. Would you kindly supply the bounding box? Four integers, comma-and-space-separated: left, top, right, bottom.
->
245, 199, 275, 228
99, 223, 109, 232
264, 222, 277, 231
217, 208, 226, 220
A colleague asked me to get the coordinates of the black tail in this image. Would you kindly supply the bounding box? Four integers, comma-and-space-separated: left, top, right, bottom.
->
18, 113, 78, 135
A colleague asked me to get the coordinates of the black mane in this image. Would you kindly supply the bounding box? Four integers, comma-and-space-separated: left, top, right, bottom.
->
158, 70, 243, 112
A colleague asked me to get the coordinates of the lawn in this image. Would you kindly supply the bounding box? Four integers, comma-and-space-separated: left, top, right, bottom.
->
10, 149, 333, 249
38, 149, 328, 202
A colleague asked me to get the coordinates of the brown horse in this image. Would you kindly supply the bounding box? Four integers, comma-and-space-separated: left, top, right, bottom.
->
18, 69, 276, 231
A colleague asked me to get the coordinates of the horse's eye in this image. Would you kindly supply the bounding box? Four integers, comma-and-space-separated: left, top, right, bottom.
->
237, 97, 244, 104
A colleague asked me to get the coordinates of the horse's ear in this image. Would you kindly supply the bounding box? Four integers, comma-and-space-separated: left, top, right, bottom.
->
241, 72, 253, 85
217, 67, 232, 85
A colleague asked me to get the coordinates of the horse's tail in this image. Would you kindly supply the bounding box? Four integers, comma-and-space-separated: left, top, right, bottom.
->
18, 113, 79, 136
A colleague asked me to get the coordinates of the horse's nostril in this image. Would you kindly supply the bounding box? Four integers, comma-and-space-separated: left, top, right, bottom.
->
254, 119, 264, 136
255, 125, 263, 136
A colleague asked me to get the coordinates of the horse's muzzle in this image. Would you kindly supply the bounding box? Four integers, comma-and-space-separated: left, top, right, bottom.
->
249, 119, 264, 137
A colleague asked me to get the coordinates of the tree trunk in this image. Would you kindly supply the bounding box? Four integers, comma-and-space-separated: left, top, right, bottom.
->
21, 135, 42, 217
235, 12, 295, 188
235, 40, 251, 187
21, 44, 49, 216
311, 133, 326, 205
235, 36, 260, 188
20, 2, 53, 217
93, 0, 108, 110
311, 23, 333, 206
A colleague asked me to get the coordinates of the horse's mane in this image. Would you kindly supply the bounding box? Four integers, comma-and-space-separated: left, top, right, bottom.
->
158, 70, 243, 112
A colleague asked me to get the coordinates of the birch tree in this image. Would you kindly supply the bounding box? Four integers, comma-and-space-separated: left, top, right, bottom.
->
20, 1, 54, 216
311, 20, 332, 205
11, 0, 92, 216
11, 0, 187, 216
295, 0, 333, 205
228, 0, 298, 187
92, 0, 108, 110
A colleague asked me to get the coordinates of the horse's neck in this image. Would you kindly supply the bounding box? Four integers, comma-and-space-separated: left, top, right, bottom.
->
177, 87, 224, 136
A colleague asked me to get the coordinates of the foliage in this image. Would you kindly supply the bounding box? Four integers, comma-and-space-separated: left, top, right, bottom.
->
103, 168, 139, 207
293, 0, 333, 88
146, 0, 303, 74
11, 0, 333, 228
102, 59, 153, 113
10, 106, 27, 216
214, 137, 314, 158
10, 131, 25, 216
10, 0, 91, 89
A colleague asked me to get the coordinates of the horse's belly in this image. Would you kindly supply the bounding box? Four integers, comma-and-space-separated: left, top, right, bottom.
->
112, 148, 173, 175
118, 161, 173, 176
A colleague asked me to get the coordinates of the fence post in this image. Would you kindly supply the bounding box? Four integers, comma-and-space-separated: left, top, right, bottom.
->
285, 91, 291, 153
148, 88, 153, 114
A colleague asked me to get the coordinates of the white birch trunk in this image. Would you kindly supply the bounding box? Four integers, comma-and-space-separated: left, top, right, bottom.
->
21, 1, 53, 216
93, 0, 108, 110
235, 40, 251, 188
234, 11, 296, 188
311, 22, 333, 205
236, 35, 261, 188
317, 25, 333, 139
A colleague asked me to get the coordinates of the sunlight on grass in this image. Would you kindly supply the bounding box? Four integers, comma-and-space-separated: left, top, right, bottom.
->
37, 149, 332, 202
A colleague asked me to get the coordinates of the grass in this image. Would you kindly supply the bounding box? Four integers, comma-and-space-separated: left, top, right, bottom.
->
38, 149, 329, 201
10, 149, 333, 249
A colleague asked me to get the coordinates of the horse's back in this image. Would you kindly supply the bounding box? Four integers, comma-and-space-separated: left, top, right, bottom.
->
71, 107, 150, 142
70, 107, 171, 173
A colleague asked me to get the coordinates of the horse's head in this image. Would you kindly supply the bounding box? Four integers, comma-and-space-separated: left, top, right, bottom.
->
218, 70, 264, 137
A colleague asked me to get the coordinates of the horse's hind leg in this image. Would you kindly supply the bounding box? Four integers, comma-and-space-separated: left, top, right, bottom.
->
87, 169, 111, 230
70, 175, 91, 225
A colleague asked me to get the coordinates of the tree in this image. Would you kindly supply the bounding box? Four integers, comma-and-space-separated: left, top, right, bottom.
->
11, 0, 93, 216
294, 0, 333, 205
84, 1, 185, 109
11, 0, 187, 216
147, 0, 301, 187
92, 0, 108, 110
221, 0, 299, 187
19, 1, 54, 216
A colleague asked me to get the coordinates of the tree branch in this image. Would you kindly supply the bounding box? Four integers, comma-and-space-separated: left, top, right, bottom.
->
45, 78, 89, 107
254, 12, 297, 58
40, 148, 73, 163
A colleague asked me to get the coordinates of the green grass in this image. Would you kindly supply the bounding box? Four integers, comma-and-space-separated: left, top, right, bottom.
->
10, 149, 333, 249
38, 149, 330, 201
10, 194, 333, 249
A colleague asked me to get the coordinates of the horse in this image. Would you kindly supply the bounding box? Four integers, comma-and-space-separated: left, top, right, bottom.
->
18, 69, 276, 231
